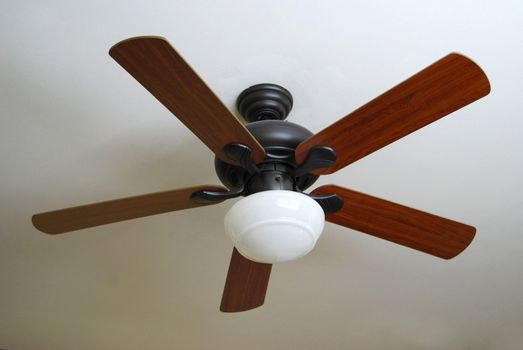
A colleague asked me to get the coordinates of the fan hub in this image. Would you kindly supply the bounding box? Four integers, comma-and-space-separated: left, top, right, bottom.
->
214, 120, 319, 192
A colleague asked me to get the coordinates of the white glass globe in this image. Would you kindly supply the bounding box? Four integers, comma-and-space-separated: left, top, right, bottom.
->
224, 190, 325, 263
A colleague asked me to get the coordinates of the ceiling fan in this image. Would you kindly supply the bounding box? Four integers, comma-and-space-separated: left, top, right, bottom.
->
32, 36, 490, 313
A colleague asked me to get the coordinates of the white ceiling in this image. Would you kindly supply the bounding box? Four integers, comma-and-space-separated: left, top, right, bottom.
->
1, 0, 523, 349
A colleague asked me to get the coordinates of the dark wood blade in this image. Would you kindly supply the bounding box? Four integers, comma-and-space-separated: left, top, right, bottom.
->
220, 248, 272, 312
109, 36, 265, 164
312, 185, 476, 259
296, 53, 491, 174
32, 185, 227, 234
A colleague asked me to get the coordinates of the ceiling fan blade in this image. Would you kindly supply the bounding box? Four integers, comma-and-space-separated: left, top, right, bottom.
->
220, 248, 272, 312
312, 185, 476, 259
109, 36, 265, 164
296, 53, 490, 174
32, 185, 227, 235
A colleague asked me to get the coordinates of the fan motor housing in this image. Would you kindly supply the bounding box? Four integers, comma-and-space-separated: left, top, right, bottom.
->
215, 120, 319, 193
215, 84, 320, 194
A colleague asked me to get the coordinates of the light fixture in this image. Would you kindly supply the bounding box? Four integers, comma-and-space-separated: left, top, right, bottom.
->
224, 190, 325, 263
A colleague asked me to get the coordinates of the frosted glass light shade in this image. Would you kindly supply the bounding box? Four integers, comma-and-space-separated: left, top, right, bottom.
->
224, 190, 325, 263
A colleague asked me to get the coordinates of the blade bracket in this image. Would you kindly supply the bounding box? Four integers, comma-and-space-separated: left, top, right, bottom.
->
308, 193, 344, 214
292, 146, 336, 177
224, 144, 261, 175
190, 185, 245, 204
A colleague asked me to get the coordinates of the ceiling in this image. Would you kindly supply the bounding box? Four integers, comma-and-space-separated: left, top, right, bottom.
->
1, 0, 522, 349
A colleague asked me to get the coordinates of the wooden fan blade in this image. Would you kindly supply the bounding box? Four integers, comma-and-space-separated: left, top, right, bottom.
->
296, 53, 490, 174
109, 36, 265, 164
220, 248, 272, 312
312, 185, 476, 259
32, 185, 227, 235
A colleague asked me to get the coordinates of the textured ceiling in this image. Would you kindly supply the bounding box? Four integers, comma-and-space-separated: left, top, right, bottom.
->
1, 0, 523, 349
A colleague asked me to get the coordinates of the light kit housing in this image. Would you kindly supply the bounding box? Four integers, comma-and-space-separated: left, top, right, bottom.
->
224, 190, 325, 263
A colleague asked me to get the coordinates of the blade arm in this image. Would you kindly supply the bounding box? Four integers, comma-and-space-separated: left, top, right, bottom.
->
312, 185, 476, 259
32, 185, 227, 234
297, 53, 490, 174
220, 248, 272, 312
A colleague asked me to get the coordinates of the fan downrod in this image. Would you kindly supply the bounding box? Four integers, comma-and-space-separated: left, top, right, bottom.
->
237, 83, 293, 122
